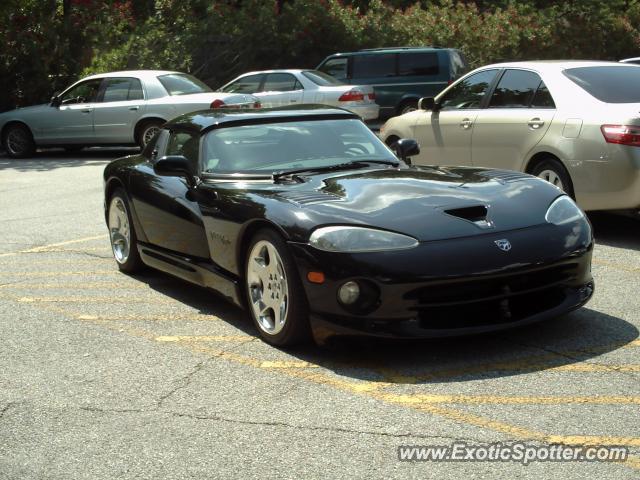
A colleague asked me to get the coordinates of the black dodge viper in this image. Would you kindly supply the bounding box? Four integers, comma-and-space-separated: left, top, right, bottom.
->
103, 106, 594, 346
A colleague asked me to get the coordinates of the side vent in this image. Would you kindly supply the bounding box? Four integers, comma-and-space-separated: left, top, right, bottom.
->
444, 205, 492, 229
279, 190, 343, 206
478, 170, 531, 183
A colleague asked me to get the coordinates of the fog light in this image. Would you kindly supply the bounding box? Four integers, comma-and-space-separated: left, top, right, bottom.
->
338, 281, 360, 305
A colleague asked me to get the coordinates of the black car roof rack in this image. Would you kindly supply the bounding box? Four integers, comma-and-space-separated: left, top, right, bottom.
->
358, 46, 443, 52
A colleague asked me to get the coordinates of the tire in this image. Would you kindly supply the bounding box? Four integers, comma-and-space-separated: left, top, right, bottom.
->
107, 188, 144, 273
397, 99, 419, 116
137, 120, 163, 149
244, 229, 310, 346
2, 123, 35, 158
530, 157, 575, 199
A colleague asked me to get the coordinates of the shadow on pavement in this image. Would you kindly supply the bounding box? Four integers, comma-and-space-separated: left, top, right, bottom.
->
0, 147, 139, 172
589, 211, 640, 251
125, 268, 638, 385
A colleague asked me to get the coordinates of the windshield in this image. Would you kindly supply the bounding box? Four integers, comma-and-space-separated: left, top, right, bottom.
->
202, 119, 396, 174
157, 73, 212, 96
301, 70, 345, 86
563, 66, 640, 103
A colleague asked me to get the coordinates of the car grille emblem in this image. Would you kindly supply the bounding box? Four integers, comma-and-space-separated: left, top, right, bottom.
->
494, 239, 512, 251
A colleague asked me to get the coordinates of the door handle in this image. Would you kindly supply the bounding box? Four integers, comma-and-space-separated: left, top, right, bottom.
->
129, 106, 140, 111
290, 99, 298, 103
460, 118, 473, 129
81, 108, 93, 113
528, 118, 545, 129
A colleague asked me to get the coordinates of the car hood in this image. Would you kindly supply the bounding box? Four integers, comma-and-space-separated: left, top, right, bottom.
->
0, 103, 50, 118
266, 166, 563, 242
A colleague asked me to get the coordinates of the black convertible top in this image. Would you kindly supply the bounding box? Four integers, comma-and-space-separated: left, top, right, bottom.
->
164, 105, 360, 134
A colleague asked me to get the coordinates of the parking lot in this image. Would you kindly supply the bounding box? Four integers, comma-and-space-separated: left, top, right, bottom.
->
0, 150, 639, 479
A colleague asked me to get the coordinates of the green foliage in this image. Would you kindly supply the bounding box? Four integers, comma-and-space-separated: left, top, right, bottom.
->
3, 0, 640, 112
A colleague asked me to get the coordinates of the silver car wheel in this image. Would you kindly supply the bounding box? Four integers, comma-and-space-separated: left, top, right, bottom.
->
6, 128, 29, 156
247, 240, 289, 335
141, 125, 160, 147
537, 169, 564, 191
108, 196, 131, 264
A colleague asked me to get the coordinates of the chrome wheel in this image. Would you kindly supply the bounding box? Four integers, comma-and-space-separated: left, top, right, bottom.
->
537, 169, 564, 191
108, 196, 131, 264
141, 125, 160, 147
6, 127, 29, 156
247, 240, 289, 335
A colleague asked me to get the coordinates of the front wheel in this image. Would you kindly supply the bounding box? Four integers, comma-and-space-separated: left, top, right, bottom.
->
3, 124, 35, 158
244, 229, 310, 346
108, 189, 143, 273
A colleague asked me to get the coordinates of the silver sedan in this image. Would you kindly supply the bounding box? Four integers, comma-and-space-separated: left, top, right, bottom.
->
218, 69, 380, 121
380, 61, 640, 212
0, 70, 260, 158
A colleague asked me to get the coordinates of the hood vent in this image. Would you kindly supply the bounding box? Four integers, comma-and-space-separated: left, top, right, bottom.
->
279, 190, 343, 206
444, 205, 493, 229
478, 170, 531, 183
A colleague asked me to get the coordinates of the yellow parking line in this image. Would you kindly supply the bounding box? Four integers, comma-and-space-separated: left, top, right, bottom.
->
17, 296, 176, 304
156, 335, 252, 343
0, 271, 117, 277
75, 313, 224, 322
0, 235, 107, 257
400, 394, 640, 405
0, 282, 148, 290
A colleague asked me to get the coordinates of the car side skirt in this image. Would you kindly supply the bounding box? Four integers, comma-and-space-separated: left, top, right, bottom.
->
137, 242, 243, 306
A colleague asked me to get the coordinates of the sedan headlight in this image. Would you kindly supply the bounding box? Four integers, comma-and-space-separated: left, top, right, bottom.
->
309, 226, 419, 253
545, 196, 585, 225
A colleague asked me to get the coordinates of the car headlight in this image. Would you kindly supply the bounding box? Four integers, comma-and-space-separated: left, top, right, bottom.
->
545, 196, 585, 225
309, 226, 418, 253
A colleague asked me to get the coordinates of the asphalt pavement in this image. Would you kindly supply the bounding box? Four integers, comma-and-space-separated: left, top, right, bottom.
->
0, 149, 638, 479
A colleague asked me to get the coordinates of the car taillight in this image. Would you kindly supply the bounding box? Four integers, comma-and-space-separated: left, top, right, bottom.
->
601, 124, 640, 146
368, 92, 376, 100
339, 89, 365, 102
253, 101, 261, 109
210, 99, 226, 109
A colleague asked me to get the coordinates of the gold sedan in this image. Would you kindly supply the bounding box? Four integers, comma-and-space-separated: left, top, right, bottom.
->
380, 61, 640, 212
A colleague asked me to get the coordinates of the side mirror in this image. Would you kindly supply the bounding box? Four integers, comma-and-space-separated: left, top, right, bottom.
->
154, 155, 197, 187
394, 138, 420, 165
419, 97, 439, 111
50, 95, 61, 107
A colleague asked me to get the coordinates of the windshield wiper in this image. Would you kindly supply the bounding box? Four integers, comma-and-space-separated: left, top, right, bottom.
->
272, 159, 399, 182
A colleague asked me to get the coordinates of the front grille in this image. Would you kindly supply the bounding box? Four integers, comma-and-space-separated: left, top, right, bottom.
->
405, 264, 578, 329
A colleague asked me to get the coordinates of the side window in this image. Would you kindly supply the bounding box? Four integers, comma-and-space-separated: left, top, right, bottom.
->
398, 52, 439, 76
352, 53, 395, 78
440, 69, 498, 110
319, 58, 348, 80
221, 74, 263, 93
167, 131, 200, 166
531, 81, 556, 109
263, 73, 300, 92
489, 70, 542, 108
128, 78, 144, 100
60, 79, 102, 104
449, 51, 469, 79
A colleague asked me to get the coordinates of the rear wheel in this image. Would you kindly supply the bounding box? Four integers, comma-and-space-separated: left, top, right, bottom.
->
397, 99, 418, 116
137, 120, 163, 149
3, 124, 35, 158
530, 157, 574, 198
108, 189, 143, 273
244, 229, 310, 346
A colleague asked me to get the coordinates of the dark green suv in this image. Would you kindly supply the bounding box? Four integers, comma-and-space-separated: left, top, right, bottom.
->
317, 47, 468, 120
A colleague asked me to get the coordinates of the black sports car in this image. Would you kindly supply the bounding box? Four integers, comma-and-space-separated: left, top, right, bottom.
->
103, 106, 594, 346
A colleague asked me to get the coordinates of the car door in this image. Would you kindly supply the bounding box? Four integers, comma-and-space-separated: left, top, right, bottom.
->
255, 73, 304, 107
129, 128, 210, 259
37, 78, 102, 143
471, 69, 556, 171
412, 69, 499, 166
92, 77, 146, 143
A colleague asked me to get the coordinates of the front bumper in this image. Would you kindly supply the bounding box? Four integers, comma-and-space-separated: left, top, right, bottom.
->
289, 222, 594, 344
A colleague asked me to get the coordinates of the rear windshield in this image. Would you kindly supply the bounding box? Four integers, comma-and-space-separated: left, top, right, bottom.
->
301, 70, 344, 86
157, 73, 212, 95
563, 66, 640, 103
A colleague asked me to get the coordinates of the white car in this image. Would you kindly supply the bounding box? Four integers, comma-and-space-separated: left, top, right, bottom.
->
218, 69, 380, 120
0, 70, 260, 158
380, 60, 640, 212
